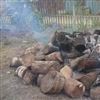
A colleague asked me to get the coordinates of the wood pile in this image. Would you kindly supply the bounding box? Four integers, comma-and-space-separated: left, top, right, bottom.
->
9, 30, 100, 99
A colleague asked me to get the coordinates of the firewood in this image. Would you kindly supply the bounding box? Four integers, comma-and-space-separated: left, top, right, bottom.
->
40, 69, 65, 94
21, 53, 35, 67
37, 74, 45, 87
60, 65, 73, 79
90, 87, 100, 100
31, 61, 61, 74
23, 70, 37, 85
42, 45, 59, 55
77, 58, 100, 72
9, 57, 22, 68
78, 71, 100, 90
67, 51, 83, 59
24, 42, 44, 55
35, 51, 45, 61
74, 36, 86, 52
15, 66, 27, 78
73, 72, 85, 80
64, 78, 85, 98
70, 54, 89, 69
45, 52, 63, 63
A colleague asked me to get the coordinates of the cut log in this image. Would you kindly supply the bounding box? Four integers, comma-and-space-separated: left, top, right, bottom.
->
77, 58, 100, 72
40, 69, 65, 94
37, 74, 45, 87
73, 72, 85, 80
74, 36, 86, 52
78, 71, 100, 90
70, 54, 89, 69
23, 70, 37, 85
21, 53, 35, 67
64, 78, 85, 98
42, 45, 59, 55
31, 61, 61, 74
67, 51, 83, 59
90, 87, 100, 100
45, 52, 63, 63
24, 42, 44, 55
35, 51, 45, 61
60, 65, 73, 79
15, 66, 27, 78
9, 57, 22, 68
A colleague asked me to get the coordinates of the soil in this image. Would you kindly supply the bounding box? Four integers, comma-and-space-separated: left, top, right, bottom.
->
0, 30, 95, 100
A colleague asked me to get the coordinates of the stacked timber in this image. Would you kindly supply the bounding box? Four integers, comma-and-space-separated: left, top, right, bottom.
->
9, 30, 100, 99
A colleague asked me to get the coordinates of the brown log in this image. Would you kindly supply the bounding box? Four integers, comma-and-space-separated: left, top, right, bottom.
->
45, 52, 63, 63
78, 71, 100, 90
67, 51, 83, 59
21, 53, 35, 67
35, 51, 45, 61
15, 66, 27, 78
24, 42, 44, 55
70, 54, 89, 69
37, 74, 45, 87
31, 61, 61, 74
9, 57, 22, 68
60, 65, 73, 79
64, 78, 85, 98
42, 45, 59, 55
73, 72, 85, 80
77, 58, 100, 72
22, 70, 37, 85
40, 69, 65, 94
90, 87, 100, 100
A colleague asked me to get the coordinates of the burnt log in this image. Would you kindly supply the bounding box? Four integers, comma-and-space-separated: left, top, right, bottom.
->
31, 61, 61, 74
9, 57, 22, 68
78, 71, 100, 90
64, 78, 85, 98
74, 36, 86, 52
77, 58, 100, 72
70, 54, 89, 69
90, 87, 100, 100
42, 45, 59, 55
45, 52, 63, 63
21, 53, 35, 67
60, 65, 73, 79
40, 69, 65, 94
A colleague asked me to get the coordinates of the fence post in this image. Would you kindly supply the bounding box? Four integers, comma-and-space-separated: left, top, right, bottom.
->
72, 0, 76, 31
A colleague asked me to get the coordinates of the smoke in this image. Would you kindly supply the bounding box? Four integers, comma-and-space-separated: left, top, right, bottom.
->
0, 0, 44, 33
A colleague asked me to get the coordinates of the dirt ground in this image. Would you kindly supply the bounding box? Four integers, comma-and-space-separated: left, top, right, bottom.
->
0, 31, 94, 100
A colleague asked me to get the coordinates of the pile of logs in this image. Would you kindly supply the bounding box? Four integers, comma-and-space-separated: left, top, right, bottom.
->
9, 30, 100, 99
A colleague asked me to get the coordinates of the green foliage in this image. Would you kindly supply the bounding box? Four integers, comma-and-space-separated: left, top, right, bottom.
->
92, 18, 100, 27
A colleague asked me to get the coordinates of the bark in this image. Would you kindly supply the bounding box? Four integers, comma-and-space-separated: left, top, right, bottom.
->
31, 61, 61, 74
40, 69, 65, 94
64, 78, 85, 98
45, 52, 64, 63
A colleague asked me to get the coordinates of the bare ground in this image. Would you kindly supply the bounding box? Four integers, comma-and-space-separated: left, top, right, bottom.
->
0, 34, 92, 100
